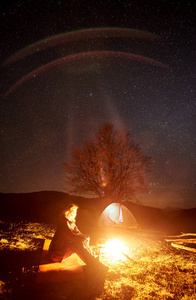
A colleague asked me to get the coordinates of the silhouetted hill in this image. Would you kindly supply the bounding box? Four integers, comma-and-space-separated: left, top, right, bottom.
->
124, 201, 196, 234
0, 191, 196, 234
0, 191, 100, 224
167, 208, 196, 234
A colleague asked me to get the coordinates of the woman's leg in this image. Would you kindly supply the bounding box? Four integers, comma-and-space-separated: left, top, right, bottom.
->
73, 241, 108, 271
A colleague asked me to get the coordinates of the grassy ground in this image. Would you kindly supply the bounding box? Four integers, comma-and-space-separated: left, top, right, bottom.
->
0, 221, 196, 300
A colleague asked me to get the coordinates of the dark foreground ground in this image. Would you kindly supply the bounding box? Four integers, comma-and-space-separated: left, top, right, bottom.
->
0, 191, 196, 299
0, 221, 196, 300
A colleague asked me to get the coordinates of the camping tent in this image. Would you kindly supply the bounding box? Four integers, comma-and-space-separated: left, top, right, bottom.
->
98, 203, 138, 228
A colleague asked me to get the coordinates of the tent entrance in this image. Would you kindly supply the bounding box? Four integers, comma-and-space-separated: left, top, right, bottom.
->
98, 203, 138, 228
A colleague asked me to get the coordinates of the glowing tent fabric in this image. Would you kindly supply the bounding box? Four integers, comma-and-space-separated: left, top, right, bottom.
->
98, 203, 138, 228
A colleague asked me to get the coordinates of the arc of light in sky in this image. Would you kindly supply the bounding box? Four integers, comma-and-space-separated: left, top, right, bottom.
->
4, 28, 161, 65
4, 51, 168, 97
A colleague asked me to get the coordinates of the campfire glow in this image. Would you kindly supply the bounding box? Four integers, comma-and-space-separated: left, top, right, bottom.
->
102, 239, 129, 261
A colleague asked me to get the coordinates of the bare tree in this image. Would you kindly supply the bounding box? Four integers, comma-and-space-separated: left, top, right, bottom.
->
63, 123, 150, 202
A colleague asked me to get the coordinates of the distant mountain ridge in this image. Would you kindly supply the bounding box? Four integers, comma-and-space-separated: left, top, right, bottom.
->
0, 191, 196, 234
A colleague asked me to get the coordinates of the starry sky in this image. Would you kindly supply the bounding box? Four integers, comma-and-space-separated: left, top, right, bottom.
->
0, 0, 195, 208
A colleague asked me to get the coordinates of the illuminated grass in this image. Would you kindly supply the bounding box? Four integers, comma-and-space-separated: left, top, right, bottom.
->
97, 236, 196, 299
0, 222, 196, 299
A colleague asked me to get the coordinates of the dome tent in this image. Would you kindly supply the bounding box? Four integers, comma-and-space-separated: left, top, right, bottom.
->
98, 203, 138, 228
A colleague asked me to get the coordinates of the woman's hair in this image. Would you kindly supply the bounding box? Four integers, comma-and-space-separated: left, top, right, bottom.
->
62, 204, 78, 222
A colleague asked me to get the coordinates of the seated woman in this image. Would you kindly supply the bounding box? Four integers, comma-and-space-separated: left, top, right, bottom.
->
48, 204, 108, 273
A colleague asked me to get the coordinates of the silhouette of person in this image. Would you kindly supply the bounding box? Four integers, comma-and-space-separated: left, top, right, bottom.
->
48, 204, 108, 273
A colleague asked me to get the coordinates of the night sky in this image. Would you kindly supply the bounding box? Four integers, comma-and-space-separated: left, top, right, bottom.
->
1, 0, 195, 208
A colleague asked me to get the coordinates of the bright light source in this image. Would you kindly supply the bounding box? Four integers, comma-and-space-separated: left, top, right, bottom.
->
102, 239, 129, 261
